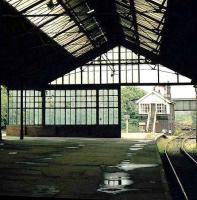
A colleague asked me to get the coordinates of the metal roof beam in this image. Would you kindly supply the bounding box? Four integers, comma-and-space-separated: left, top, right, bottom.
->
116, 0, 164, 25
122, 22, 160, 45
119, 14, 161, 35
51, 15, 89, 39
59, 1, 98, 48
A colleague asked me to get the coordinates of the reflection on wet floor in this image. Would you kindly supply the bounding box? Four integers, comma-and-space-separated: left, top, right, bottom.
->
98, 141, 158, 194
129, 147, 143, 151
129, 143, 147, 151
65, 146, 79, 149
117, 162, 158, 171
98, 160, 158, 194
132, 143, 146, 147
8, 151, 18, 155
127, 152, 135, 156
33, 185, 59, 197
97, 172, 133, 194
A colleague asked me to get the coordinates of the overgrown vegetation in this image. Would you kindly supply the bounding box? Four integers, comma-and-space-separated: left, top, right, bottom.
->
175, 111, 196, 131
1, 86, 7, 127
121, 86, 146, 133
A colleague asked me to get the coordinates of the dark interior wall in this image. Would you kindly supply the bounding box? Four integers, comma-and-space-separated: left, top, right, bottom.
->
6, 125, 121, 138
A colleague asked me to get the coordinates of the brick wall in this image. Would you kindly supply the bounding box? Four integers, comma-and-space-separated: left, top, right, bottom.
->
6, 125, 121, 138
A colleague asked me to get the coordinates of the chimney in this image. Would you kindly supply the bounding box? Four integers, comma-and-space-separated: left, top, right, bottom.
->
164, 85, 171, 100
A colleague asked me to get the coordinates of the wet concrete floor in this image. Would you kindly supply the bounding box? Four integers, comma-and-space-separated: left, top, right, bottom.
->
0, 137, 171, 199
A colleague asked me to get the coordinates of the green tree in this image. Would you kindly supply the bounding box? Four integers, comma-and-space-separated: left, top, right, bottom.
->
1, 86, 8, 127
191, 111, 196, 129
121, 86, 146, 132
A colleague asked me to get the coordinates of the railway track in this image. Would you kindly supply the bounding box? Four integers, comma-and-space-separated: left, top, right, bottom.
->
163, 131, 197, 200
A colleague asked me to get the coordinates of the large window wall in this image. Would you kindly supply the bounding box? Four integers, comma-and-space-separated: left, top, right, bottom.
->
45, 89, 97, 125
99, 90, 119, 125
50, 46, 191, 85
8, 89, 119, 126
8, 90, 42, 125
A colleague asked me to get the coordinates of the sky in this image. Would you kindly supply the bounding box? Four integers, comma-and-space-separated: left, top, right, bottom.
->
138, 85, 196, 98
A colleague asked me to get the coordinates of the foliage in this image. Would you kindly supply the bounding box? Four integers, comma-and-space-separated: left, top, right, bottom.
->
191, 111, 196, 128
173, 128, 182, 136
1, 86, 8, 127
175, 111, 195, 129
121, 86, 146, 131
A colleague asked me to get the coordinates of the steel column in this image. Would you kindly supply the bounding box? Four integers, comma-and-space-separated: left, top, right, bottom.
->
118, 86, 121, 137
194, 85, 197, 146
0, 85, 2, 141
41, 90, 46, 126
20, 85, 24, 140
96, 89, 99, 125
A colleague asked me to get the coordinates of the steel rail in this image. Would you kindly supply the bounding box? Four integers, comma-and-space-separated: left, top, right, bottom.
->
164, 133, 189, 200
181, 132, 197, 165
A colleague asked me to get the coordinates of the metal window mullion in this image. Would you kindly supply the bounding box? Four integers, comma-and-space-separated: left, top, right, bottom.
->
85, 90, 87, 125
157, 64, 160, 83
75, 90, 76, 125
118, 46, 121, 84
33, 90, 35, 125
138, 54, 140, 83
96, 89, 99, 125
177, 73, 179, 83
65, 90, 67, 125
100, 56, 102, 84
54, 90, 56, 125
24, 90, 26, 132
107, 90, 109, 125
7, 90, 10, 125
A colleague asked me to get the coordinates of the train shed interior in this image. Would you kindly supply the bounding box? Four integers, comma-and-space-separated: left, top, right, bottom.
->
1, 0, 197, 199
2, 0, 197, 139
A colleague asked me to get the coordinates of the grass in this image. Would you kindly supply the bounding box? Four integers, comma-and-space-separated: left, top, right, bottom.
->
156, 136, 171, 154
183, 139, 197, 154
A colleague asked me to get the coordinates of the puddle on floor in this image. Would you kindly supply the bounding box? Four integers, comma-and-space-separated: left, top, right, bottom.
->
42, 157, 53, 160
16, 161, 48, 166
149, 180, 156, 184
97, 172, 134, 194
129, 147, 143, 151
33, 185, 59, 197
127, 153, 135, 157
65, 146, 79, 149
8, 152, 18, 155
117, 161, 158, 171
132, 144, 146, 147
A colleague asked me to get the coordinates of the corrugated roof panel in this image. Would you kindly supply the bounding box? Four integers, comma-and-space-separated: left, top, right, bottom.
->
6, 0, 97, 57
7, 0, 41, 11
40, 16, 74, 37
135, 0, 168, 54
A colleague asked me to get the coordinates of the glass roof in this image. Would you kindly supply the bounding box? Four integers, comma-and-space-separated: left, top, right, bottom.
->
6, 0, 167, 57
115, 0, 168, 55
6, 0, 107, 57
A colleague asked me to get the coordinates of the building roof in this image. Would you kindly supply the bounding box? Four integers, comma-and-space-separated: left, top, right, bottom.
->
1, 0, 197, 88
136, 90, 172, 104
